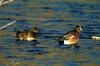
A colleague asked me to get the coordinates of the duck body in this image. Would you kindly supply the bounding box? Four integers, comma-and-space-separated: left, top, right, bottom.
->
58, 25, 82, 45
63, 30, 80, 45
16, 27, 38, 41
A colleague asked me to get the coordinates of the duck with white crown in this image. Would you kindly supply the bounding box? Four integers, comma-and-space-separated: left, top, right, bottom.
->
57, 25, 82, 48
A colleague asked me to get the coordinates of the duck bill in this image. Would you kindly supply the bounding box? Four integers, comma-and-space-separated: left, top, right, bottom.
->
80, 26, 82, 31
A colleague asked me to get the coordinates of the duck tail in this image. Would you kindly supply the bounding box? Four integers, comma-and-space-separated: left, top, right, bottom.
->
56, 36, 66, 41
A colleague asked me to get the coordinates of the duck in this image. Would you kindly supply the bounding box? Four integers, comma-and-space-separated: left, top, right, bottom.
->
16, 27, 39, 41
92, 36, 100, 40
57, 25, 82, 46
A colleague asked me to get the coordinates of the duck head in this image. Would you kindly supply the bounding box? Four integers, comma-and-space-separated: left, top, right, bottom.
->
31, 27, 39, 33
73, 25, 82, 33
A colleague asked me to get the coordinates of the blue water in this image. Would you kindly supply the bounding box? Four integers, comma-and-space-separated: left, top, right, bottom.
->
0, 0, 100, 66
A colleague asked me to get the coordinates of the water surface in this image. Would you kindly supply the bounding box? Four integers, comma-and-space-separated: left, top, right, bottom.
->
0, 0, 100, 66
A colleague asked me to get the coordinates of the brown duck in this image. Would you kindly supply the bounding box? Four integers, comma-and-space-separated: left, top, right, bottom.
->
16, 27, 39, 41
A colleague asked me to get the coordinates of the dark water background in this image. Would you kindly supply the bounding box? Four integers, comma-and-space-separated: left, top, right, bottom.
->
0, 0, 100, 66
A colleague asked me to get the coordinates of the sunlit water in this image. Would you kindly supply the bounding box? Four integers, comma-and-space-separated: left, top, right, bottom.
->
0, 0, 100, 66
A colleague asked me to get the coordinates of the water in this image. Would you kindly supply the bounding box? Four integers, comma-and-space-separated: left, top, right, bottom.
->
0, 0, 100, 66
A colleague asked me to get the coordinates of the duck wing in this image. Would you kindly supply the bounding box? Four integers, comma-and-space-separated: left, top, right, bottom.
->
58, 31, 75, 41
